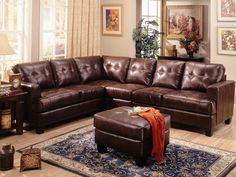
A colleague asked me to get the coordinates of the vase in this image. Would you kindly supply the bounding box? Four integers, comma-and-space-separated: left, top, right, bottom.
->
0, 144, 15, 170
185, 48, 194, 58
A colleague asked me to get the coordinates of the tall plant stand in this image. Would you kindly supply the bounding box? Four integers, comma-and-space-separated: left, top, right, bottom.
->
158, 55, 204, 62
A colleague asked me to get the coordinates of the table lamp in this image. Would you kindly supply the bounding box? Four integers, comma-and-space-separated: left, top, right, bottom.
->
0, 33, 15, 82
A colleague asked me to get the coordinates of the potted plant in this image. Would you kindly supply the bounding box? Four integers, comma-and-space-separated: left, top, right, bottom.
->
133, 19, 163, 59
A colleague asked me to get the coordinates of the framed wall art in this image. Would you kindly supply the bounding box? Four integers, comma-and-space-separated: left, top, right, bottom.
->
102, 5, 123, 36
218, 0, 236, 21
166, 5, 203, 39
218, 27, 236, 55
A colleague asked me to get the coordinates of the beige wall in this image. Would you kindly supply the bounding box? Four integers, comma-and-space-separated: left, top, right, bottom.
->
210, 0, 236, 103
101, 0, 136, 57
100, 0, 211, 59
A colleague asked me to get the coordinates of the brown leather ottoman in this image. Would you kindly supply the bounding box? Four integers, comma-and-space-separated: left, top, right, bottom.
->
94, 106, 170, 166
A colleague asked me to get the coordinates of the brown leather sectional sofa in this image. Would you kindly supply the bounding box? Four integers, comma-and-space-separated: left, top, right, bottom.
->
13, 56, 235, 136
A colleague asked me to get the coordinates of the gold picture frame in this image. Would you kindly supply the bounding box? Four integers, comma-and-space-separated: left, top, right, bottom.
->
166, 5, 204, 39
218, 27, 236, 55
218, 0, 236, 21
102, 5, 123, 36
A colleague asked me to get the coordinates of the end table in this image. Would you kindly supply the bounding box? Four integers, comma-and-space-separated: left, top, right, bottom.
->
0, 91, 27, 135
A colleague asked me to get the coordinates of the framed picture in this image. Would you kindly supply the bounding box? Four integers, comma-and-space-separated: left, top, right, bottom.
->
218, 27, 236, 55
166, 5, 203, 39
218, 0, 236, 21
102, 5, 123, 36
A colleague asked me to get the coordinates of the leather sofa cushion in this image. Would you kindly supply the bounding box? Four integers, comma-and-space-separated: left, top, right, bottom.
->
152, 60, 185, 89
51, 59, 80, 87
102, 56, 130, 83
38, 86, 104, 112
105, 83, 146, 100
163, 90, 216, 114
181, 62, 225, 91
132, 87, 175, 105
126, 58, 156, 86
38, 88, 79, 112
85, 80, 120, 87
74, 56, 102, 83
13, 61, 55, 89
65, 85, 104, 102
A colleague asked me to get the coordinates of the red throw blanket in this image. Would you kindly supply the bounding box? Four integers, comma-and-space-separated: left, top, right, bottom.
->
139, 108, 165, 162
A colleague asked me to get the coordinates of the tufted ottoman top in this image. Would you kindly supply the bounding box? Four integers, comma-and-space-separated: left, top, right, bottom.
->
94, 106, 170, 141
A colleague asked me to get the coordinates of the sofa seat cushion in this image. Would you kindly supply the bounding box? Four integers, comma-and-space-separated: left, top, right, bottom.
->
132, 87, 175, 105
85, 80, 120, 87
38, 86, 104, 112
38, 88, 79, 112
163, 90, 216, 114
105, 83, 147, 100
65, 85, 104, 102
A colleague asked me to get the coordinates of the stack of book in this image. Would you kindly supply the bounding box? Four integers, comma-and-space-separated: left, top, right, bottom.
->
0, 84, 11, 96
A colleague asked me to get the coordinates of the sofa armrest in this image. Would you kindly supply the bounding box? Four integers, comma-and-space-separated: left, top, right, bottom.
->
21, 82, 41, 99
1, 80, 41, 99
21, 82, 41, 126
207, 80, 235, 124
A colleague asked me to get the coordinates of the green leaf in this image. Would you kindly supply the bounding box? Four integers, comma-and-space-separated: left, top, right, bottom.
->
133, 19, 163, 59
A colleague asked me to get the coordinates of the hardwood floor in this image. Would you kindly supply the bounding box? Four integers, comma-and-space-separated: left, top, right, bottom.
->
0, 109, 236, 177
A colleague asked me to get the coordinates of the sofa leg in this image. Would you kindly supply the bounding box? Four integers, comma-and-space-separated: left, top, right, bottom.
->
225, 118, 232, 125
97, 144, 107, 153
36, 126, 45, 134
205, 128, 213, 137
135, 157, 146, 167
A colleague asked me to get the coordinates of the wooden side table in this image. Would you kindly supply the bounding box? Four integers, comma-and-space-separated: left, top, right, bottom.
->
0, 91, 27, 135
158, 55, 204, 62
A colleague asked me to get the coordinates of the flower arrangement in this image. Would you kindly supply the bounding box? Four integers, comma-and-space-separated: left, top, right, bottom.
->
179, 31, 200, 58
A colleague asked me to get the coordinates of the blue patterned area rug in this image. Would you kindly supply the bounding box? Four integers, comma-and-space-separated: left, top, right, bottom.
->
20, 125, 236, 177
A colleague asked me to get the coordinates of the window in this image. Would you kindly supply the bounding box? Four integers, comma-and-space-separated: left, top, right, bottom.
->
40, 0, 68, 60
141, 0, 162, 31
141, 0, 162, 54
0, 0, 27, 79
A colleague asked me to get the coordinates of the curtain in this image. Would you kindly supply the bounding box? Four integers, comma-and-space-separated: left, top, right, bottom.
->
67, 0, 101, 58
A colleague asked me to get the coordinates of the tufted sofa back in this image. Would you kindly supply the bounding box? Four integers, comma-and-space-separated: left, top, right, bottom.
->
50, 59, 80, 87
181, 62, 225, 92
126, 58, 156, 86
13, 57, 226, 93
152, 60, 185, 89
74, 56, 102, 83
13, 61, 56, 89
102, 56, 130, 83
